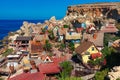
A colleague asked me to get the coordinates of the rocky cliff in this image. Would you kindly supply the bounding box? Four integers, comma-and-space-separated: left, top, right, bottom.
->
66, 2, 120, 20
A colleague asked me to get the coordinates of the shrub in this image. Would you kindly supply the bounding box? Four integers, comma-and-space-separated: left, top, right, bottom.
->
2, 48, 13, 57
94, 69, 109, 80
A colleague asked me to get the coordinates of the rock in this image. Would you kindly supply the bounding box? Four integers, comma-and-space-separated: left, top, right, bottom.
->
108, 66, 120, 80
16, 30, 22, 34
49, 16, 56, 22
37, 22, 42, 25
23, 21, 29, 27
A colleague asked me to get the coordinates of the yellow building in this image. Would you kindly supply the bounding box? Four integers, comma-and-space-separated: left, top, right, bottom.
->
75, 40, 102, 63
65, 31, 82, 48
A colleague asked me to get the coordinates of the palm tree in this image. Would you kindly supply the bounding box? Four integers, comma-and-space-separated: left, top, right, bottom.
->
58, 61, 73, 79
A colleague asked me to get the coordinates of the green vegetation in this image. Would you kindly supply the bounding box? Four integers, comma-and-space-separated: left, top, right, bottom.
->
88, 57, 104, 66
69, 42, 75, 51
48, 30, 55, 40
2, 48, 13, 57
95, 44, 120, 80
116, 78, 120, 80
104, 34, 120, 46
59, 43, 66, 51
63, 25, 69, 28
58, 61, 73, 80
0, 78, 4, 80
101, 46, 117, 57
41, 28, 46, 33
44, 40, 52, 51
101, 46, 120, 68
94, 69, 109, 80
48, 52, 53, 57
59, 77, 82, 80
105, 51, 120, 68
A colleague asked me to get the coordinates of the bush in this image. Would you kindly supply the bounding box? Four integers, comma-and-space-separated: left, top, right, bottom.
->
59, 61, 73, 79
59, 77, 82, 80
43, 40, 52, 51
88, 57, 104, 66
63, 25, 69, 28
2, 48, 13, 57
116, 78, 120, 80
69, 42, 75, 51
94, 69, 109, 80
59, 43, 66, 51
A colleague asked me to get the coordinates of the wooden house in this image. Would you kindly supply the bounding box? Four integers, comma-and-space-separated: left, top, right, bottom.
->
65, 29, 82, 48
29, 41, 43, 58
83, 32, 104, 51
15, 36, 32, 51
75, 40, 102, 63
7, 54, 23, 67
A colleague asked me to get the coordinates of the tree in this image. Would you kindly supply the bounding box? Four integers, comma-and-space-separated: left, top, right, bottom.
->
43, 40, 52, 51
101, 46, 112, 56
58, 61, 73, 79
94, 69, 109, 80
69, 42, 75, 51
48, 30, 55, 40
88, 57, 104, 67
59, 43, 66, 51
104, 33, 120, 46
101, 46, 118, 68
64, 25, 69, 28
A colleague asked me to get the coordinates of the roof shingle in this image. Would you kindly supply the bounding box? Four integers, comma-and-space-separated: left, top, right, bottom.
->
16, 36, 32, 41
75, 40, 93, 55
9, 72, 45, 80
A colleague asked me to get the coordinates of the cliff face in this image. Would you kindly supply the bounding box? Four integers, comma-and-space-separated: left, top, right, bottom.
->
66, 2, 120, 20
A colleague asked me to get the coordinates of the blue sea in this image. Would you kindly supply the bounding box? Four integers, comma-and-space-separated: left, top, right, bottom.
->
0, 20, 45, 40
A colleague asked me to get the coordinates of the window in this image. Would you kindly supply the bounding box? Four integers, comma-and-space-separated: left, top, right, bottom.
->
46, 59, 49, 61
92, 47, 94, 51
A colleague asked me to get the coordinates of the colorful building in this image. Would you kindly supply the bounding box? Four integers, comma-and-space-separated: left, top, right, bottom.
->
65, 29, 82, 48
75, 40, 102, 63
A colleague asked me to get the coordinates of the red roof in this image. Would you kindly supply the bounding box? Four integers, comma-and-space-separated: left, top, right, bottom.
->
9, 72, 45, 80
9, 57, 66, 80
52, 57, 66, 63
39, 63, 60, 74
101, 24, 118, 33
76, 27, 84, 32
91, 53, 102, 59
38, 57, 66, 74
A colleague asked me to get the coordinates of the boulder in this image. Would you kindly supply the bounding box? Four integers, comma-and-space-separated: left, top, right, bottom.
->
49, 16, 56, 22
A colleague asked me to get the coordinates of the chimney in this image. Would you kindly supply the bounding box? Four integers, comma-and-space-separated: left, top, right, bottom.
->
93, 33, 97, 39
